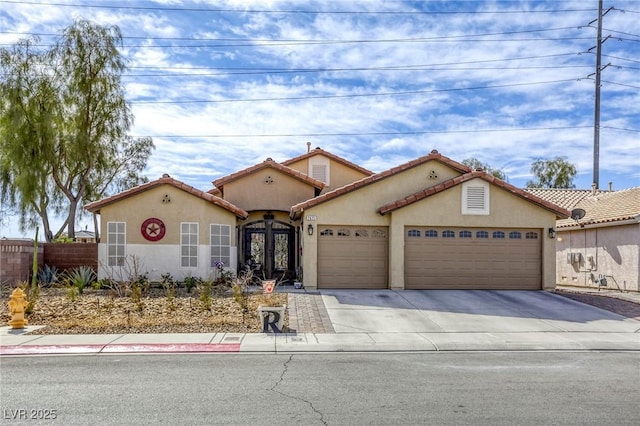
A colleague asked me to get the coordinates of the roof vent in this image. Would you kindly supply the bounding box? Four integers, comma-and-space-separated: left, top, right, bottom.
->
265, 157, 273, 162
430, 149, 439, 154
162, 173, 170, 178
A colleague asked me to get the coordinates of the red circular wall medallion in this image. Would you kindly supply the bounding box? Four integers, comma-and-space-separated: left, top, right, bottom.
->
141, 218, 166, 241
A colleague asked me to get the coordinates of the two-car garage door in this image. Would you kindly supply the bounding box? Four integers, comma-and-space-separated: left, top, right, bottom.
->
318, 226, 388, 289
405, 227, 542, 290
316, 225, 541, 289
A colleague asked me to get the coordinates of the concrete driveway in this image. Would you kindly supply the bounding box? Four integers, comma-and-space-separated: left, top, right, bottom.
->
320, 290, 640, 334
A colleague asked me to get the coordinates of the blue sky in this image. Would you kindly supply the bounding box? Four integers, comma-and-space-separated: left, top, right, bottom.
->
1, 0, 638, 238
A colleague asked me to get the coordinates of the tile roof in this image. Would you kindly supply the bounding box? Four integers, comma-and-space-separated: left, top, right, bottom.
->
212, 157, 325, 190
378, 170, 571, 218
290, 150, 472, 217
282, 147, 374, 176
84, 176, 249, 219
555, 187, 640, 228
524, 188, 609, 210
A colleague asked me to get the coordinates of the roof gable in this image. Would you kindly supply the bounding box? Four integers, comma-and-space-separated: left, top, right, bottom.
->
556, 186, 640, 228
282, 147, 374, 176
213, 158, 325, 190
84, 176, 248, 219
377, 170, 571, 218
290, 150, 471, 217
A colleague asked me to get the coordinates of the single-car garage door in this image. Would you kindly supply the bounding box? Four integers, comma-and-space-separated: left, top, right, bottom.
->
405, 227, 541, 290
318, 226, 388, 289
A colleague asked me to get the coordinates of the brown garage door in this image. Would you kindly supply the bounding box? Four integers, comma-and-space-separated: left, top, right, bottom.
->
405, 227, 541, 290
318, 226, 388, 289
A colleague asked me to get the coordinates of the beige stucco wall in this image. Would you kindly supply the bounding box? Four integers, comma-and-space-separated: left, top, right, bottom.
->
222, 169, 316, 211
556, 223, 640, 292
300, 162, 485, 289
96, 184, 239, 281
385, 182, 559, 290
286, 156, 371, 194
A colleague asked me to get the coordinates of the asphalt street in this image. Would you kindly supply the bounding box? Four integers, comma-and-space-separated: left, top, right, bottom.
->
1, 352, 638, 425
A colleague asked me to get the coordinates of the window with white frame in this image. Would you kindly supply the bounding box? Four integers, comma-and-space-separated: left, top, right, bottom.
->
107, 222, 125, 266
210, 224, 231, 268
181, 223, 198, 268
462, 180, 490, 215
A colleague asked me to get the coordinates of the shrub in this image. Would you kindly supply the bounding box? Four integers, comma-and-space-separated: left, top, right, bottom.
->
183, 275, 201, 294
198, 278, 214, 311
18, 280, 40, 315
63, 266, 96, 295
37, 265, 59, 287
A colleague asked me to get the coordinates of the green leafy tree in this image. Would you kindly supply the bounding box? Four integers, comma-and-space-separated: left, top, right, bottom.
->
0, 20, 153, 241
526, 156, 577, 188
462, 158, 507, 180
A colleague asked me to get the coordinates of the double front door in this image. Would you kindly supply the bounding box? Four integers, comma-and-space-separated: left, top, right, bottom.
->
243, 220, 295, 280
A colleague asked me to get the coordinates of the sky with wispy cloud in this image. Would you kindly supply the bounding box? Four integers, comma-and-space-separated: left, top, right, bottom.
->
1, 0, 638, 237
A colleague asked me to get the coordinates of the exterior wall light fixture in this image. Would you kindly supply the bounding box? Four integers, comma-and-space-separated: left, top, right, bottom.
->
548, 227, 556, 239
307, 224, 314, 235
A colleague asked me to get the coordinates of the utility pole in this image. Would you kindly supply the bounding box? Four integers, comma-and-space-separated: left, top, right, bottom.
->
590, 0, 612, 189
592, 0, 604, 189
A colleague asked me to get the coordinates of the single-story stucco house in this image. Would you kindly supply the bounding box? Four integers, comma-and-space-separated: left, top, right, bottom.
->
85, 147, 570, 290
528, 187, 640, 292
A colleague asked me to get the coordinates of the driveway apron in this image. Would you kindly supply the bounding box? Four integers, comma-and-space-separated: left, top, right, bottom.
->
319, 290, 640, 334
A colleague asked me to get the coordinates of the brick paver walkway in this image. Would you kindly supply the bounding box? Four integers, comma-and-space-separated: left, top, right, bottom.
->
555, 291, 640, 321
287, 292, 335, 333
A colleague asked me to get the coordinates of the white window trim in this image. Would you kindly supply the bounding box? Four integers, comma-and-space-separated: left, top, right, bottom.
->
210, 224, 231, 269
107, 221, 126, 267
462, 180, 490, 215
180, 222, 199, 268
308, 156, 330, 186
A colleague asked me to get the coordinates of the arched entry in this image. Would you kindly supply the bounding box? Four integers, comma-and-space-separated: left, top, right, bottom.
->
242, 213, 296, 280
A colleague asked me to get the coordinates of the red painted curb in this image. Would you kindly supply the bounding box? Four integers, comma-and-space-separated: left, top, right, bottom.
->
101, 343, 241, 353
0, 344, 105, 355
0, 343, 241, 356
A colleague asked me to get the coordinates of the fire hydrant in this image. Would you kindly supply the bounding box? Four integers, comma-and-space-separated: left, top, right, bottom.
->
7, 288, 28, 329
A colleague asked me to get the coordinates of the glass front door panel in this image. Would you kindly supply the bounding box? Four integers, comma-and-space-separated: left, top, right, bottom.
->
274, 233, 289, 270
250, 232, 265, 266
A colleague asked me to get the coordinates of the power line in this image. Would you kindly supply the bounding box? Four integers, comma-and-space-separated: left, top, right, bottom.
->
130, 79, 582, 104
117, 65, 592, 78
0, 1, 597, 15
131, 126, 595, 139
0, 26, 591, 42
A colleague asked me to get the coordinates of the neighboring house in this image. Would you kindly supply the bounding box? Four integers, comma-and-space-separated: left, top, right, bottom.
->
528, 187, 640, 292
86, 148, 569, 290
74, 230, 96, 243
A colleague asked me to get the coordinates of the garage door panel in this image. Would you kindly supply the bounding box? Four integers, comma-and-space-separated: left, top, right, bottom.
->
318, 226, 388, 289
405, 227, 541, 290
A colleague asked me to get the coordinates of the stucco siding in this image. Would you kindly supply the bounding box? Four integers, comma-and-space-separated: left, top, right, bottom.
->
285, 156, 370, 194
386, 183, 557, 290
301, 177, 558, 290
97, 243, 238, 282
556, 224, 640, 292
223, 170, 316, 211
98, 185, 238, 246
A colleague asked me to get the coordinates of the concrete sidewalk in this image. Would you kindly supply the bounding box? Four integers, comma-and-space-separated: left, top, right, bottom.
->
2, 328, 639, 355
2, 290, 639, 355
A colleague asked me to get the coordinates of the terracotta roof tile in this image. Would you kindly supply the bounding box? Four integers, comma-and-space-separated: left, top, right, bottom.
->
290, 150, 471, 217
524, 188, 609, 210
212, 158, 325, 190
377, 170, 571, 218
282, 147, 374, 176
555, 186, 640, 228
84, 176, 249, 219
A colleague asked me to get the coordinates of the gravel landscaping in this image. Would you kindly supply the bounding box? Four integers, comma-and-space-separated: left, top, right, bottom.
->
1, 286, 287, 334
